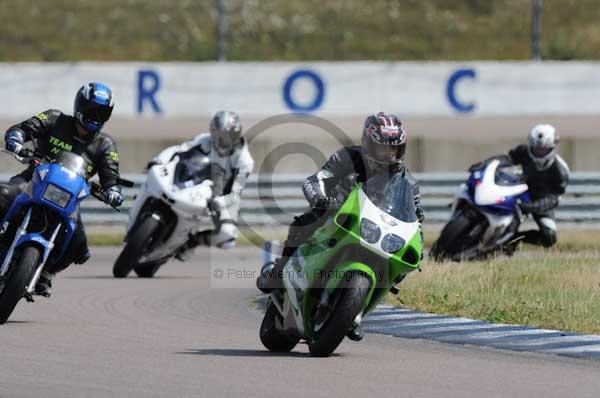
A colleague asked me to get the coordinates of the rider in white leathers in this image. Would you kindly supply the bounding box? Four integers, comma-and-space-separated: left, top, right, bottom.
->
150, 111, 254, 257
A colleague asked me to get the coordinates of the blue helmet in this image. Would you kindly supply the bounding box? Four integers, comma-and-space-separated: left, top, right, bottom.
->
74, 82, 114, 137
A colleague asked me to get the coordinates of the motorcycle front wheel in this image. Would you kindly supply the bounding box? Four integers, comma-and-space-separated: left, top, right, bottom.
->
133, 261, 164, 278
430, 207, 479, 262
308, 273, 370, 357
113, 216, 160, 278
0, 245, 40, 324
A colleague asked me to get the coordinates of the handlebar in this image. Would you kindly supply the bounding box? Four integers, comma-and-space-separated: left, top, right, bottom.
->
90, 182, 121, 212
0, 148, 47, 166
2, 148, 133, 212
90, 180, 134, 212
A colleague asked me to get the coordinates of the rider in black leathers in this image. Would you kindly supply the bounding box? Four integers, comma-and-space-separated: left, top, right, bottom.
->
470, 124, 569, 248
508, 124, 569, 247
257, 112, 424, 288
256, 112, 424, 340
1, 82, 123, 296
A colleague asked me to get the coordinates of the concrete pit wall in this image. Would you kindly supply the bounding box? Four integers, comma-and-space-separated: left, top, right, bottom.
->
0, 115, 597, 175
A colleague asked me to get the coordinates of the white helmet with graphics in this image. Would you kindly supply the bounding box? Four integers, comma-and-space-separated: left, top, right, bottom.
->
527, 124, 559, 170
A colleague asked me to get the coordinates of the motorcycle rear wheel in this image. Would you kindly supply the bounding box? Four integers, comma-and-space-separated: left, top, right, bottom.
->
0, 245, 40, 324
113, 216, 160, 278
260, 302, 300, 352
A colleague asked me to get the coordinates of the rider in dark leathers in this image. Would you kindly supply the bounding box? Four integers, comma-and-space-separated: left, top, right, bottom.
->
257, 112, 424, 289
1, 82, 123, 296
509, 124, 569, 247
469, 124, 569, 248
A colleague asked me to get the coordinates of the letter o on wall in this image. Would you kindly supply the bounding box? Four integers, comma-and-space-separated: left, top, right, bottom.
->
283, 69, 325, 113
446, 68, 477, 114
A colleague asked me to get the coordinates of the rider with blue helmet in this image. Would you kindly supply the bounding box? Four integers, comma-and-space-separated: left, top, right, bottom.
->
1, 82, 124, 296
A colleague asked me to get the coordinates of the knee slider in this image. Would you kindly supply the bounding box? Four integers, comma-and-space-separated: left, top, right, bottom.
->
213, 222, 238, 248
540, 229, 557, 247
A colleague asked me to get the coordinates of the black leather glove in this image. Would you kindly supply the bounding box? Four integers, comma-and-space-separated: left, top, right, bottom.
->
105, 186, 124, 208
314, 196, 340, 210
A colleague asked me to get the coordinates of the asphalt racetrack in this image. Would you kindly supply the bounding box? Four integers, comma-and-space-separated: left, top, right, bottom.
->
1, 247, 600, 398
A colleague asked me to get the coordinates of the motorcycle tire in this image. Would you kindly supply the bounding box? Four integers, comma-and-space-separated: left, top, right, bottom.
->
260, 302, 300, 352
430, 208, 474, 262
0, 245, 40, 324
308, 273, 370, 357
133, 261, 165, 278
113, 216, 160, 278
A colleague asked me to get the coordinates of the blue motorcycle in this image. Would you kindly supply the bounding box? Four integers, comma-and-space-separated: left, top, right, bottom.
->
430, 157, 531, 262
0, 149, 131, 323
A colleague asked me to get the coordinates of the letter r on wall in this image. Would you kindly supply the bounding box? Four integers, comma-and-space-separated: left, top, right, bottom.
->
137, 70, 162, 114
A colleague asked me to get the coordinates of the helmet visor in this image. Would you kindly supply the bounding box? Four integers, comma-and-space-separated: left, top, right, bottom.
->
364, 140, 406, 163
212, 129, 241, 155
532, 145, 553, 158
82, 105, 112, 124
76, 96, 113, 123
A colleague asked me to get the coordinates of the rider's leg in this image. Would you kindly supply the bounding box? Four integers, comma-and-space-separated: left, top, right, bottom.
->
185, 220, 238, 251
0, 175, 27, 216
0, 184, 21, 216
257, 209, 325, 293
279, 210, 323, 267
36, 214, 89, 297
175, 207, 239, 260
207, 220, 238, 249
520, 212, 557, 248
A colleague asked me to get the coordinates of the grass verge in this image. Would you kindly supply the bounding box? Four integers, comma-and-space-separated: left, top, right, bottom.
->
390, 247, 600, 335
88, 231, 124, 246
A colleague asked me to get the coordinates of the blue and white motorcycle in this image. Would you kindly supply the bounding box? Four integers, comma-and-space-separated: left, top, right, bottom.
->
0, 149, 131, 324
430, 158, 530, 262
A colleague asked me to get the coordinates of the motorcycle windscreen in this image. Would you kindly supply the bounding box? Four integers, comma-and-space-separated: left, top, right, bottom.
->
362, 174, 417, 223
54, 151, 88, 177
174, 148, 212, 189
495, 164, 525, 186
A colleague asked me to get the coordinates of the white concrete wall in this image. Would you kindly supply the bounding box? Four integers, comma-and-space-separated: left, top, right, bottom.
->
1, 62, 600, 119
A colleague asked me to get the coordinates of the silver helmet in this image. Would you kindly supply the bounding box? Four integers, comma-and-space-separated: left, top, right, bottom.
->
210, 111, 242, 156
527, 124, 559, 170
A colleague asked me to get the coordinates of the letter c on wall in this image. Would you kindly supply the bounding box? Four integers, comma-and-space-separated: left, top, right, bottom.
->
447, 68, 476, 114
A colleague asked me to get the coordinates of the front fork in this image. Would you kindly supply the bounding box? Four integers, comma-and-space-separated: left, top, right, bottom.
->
25, 222, 62, 296
0, 208, 62, 299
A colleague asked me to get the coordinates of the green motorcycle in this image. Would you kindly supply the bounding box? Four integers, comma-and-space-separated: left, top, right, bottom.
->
259, 174, 423, 357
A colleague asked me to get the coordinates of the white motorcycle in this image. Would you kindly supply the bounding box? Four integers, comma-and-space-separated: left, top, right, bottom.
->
113, 149, 215, 278
430, 157, 530, 262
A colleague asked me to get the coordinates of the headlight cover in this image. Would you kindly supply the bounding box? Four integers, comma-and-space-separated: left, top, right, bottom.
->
381, 234, 406, 253
360, 218, 381, 244
43, 184, 71, 208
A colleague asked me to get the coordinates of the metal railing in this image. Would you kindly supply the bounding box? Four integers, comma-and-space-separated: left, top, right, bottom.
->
2, 173, 599, 225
